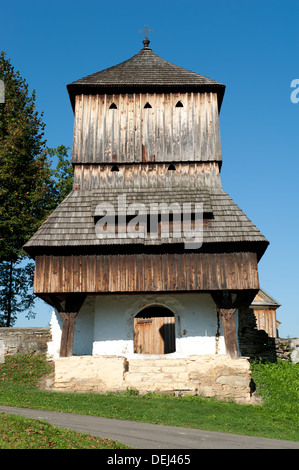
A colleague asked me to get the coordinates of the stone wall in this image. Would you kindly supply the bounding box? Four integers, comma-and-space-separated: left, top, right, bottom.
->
0, 328, 51, 357
52, 354, 253, 404
238, 307, 299, 363
274, 338, 299, 362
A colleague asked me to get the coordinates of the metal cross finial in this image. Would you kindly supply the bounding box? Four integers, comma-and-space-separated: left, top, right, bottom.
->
139, 24, 154, 40
139, 24, 154, 47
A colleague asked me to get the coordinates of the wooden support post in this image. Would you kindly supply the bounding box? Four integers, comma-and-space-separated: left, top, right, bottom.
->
219, 308, 239, 359
38, 293, 86, 358
58, 312, 79, 357
58, 294, 86, 357
211, 292, 243, 360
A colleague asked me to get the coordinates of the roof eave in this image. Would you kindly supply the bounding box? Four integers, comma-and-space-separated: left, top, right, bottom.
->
66, 82, 226, 113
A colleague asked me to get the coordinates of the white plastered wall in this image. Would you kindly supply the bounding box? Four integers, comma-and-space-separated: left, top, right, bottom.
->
48, 293, 240, 358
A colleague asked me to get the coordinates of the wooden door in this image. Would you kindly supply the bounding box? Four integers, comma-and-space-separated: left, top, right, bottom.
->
134, 315, 175, 354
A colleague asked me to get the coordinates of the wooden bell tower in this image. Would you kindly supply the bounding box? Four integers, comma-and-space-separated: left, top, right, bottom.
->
24, 35, 268, 358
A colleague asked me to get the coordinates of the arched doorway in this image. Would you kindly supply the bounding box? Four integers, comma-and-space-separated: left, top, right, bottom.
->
134, 306, 176, 354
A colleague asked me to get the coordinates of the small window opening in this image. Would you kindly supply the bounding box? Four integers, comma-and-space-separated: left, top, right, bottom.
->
168, 163, 176, 171
111, 165, 119, 172
109, 103, 117, 109
144, 102, 152, 109
175, 101, 183, 108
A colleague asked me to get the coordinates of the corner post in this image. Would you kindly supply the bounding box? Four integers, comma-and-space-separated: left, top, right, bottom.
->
211, 291, 240, 359
58, 294, 86, 357
219, 308, 239, 359
58, 312, 79, 357
41, 294, 87, 358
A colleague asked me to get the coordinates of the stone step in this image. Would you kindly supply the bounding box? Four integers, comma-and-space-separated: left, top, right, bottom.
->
124, 380, 195, 392
125, 372, 190, 384
128, 365, 188, 374
128, 359, 188, 368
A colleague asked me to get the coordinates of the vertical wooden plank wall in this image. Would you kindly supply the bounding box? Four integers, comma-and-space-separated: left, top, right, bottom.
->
254, 309, 277, 337
33, 252, 259, 294
73, 162, 222, 190
72, 92, 222, 164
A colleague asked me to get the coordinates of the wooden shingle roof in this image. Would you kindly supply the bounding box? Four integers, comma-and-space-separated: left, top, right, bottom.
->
67, 43, 225, 111
23, 188, 269, 257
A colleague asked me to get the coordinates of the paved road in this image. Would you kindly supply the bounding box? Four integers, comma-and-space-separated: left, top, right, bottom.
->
0, 405, 298, 449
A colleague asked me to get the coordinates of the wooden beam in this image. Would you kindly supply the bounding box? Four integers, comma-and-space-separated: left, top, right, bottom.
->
58, 294, 86, 357
219, 308, 239, 359
40, 294, 86, 358
211, 292, 241, 359
39, 294, 66, 312
58, 312, 79, 357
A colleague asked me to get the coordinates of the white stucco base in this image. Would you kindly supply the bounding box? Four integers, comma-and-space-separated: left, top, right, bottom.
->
47, 293, 239, 359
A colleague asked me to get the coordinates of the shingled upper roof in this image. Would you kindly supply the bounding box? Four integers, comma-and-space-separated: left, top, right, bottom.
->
23, 188, 269, 259
67, 41, 225, 111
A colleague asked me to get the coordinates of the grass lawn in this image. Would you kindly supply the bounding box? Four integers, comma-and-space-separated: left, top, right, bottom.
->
0, 354, 298, 447
0, 413, 130, 449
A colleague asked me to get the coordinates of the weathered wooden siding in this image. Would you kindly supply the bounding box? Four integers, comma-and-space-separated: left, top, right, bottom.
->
253, 308, 278, 338
73, 162, 221, 190
34, 252, 259, 294
72, 92, 222, 164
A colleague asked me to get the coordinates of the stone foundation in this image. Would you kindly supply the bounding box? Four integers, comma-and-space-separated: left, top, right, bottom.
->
52, 354, 253, 404
53, 356, 126, 393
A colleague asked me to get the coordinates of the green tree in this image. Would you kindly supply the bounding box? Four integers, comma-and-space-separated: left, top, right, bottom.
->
0, 260, 35, 327
0, 51, 55, 261
47, 145, 74, 205
0, 52, 74, 326
0, 144, 74, 326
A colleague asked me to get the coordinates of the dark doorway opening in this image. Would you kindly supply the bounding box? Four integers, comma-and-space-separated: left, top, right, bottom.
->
134, 306, 176, 354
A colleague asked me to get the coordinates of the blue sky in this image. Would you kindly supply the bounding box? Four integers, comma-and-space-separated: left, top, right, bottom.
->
1, 0, 298, 337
